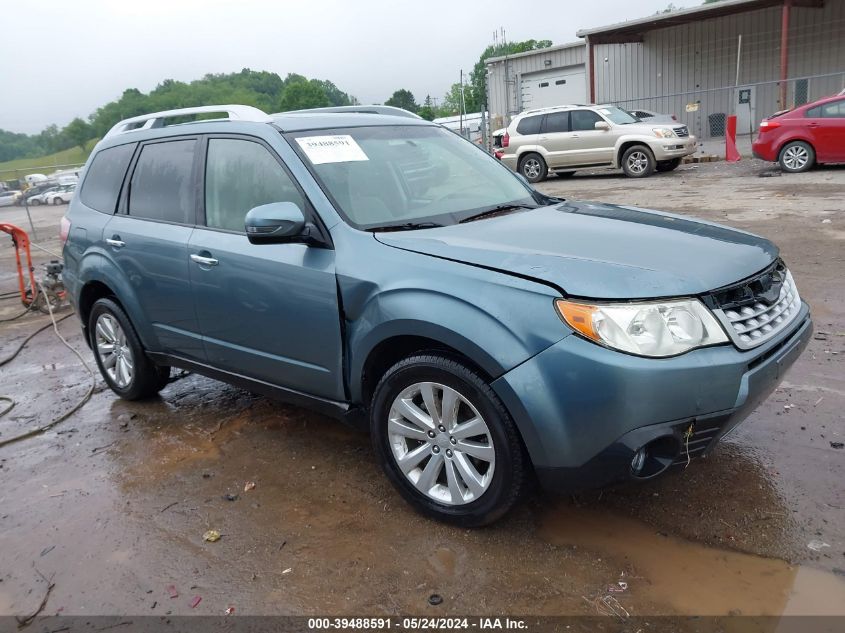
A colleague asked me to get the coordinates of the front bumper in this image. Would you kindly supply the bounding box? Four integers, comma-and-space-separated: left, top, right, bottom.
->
492, 303, 812, 492
652, 136, 697, 160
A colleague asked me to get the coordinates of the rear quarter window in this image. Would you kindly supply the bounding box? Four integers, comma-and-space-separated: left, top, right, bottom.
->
516, 115, 542, 135
79, 143, 136, 214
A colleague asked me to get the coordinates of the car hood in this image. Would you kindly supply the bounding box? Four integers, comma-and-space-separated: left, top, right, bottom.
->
374, 201, 778, 299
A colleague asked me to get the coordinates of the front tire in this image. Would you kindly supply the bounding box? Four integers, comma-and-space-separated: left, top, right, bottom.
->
621, 145, 656, 178
370, 354, 528, 527
518, 153, 547, 183
778, 141, 814, 173
30, 199, 41, 206
89, 298, 169, 400
53, 197, 63, 205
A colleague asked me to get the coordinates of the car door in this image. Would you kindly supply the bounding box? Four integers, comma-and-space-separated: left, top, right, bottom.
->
188, 135, 344, 400
812, 99, 845, 162
536, 111, 571, 168
104, 137, 205, 360
567, 109, 616, 165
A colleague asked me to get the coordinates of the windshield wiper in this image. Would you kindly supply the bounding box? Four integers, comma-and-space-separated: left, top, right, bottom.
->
368, 221, 445, 232
459, 204, 536, 224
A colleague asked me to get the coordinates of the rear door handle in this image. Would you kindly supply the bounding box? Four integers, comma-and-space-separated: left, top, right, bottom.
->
190, 253, 218, 266
106, 236, 125, 248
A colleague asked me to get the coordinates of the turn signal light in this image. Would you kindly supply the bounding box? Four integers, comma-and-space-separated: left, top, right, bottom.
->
759, 120, 781, 130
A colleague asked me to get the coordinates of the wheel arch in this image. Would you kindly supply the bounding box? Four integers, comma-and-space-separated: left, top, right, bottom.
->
777, 137, 816, 160
616, 139, 655, 168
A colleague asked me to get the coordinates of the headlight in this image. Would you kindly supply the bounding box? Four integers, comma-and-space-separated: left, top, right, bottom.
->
555, 298, 729, 357
653, 127, 676, 138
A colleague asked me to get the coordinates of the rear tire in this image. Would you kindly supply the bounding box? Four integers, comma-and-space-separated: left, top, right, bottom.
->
30, 199, 41, 206
89, 298, 169, 400
53, 197, 63, 205
622, 145, 656, 178
778, 141, 814, 173
656, 158, 682, 172
370, 354, 528, 527
518, 153, 547, 183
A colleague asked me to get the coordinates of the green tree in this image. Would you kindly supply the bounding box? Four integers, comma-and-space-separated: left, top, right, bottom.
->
440, 83, 466, 116
278, 80, 330, 111
468, 39, 552, 111
417, 95, 436, 121
384, 89, 419, 113
63, 118, 93, 151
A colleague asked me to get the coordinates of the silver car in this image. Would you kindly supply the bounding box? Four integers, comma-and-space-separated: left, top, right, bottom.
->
500, 104, 697, 181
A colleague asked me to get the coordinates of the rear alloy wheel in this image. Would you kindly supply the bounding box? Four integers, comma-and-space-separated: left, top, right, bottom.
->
656, 158, 682, 172
519, 153, 547, 183
30, 199, 41, 206
89, 297, 170, 400
371, 354, 527, 526
778, 141, 814, 173
53, 197, 63, 205
622, 145, 656, 178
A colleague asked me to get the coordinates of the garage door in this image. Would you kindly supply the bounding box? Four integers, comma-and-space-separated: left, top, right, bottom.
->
520, 66, 587, 111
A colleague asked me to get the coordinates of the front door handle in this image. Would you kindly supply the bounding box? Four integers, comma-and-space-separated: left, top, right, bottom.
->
190, 253, 218, 266
106, 236, 125, 248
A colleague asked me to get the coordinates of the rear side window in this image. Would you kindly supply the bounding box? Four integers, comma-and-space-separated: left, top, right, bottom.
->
820, 100, 845, 117
570, 110, 604, 131
516, 115, 542, 135
128, 140, 196, 224
79, 143, 136, 214
542, 111, 570, 133
204, 138, 306, 232
806, 106, 821, 117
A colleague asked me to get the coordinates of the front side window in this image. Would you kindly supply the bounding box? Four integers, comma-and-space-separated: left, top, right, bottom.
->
128, 140, 196, 223
205, 139, 305, 232
288, 125, 536, 229
80, 142, 136, 214
570, 110, 604, 131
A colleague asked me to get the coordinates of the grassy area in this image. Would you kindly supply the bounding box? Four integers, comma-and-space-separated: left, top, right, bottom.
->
0, 139, 98, 181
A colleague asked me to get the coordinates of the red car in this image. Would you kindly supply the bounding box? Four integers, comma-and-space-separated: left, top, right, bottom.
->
752, 94, 845, 173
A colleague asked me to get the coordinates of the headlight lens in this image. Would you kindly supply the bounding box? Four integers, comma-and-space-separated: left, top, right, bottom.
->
555, 298, 729, 357
653, 127, 676, 138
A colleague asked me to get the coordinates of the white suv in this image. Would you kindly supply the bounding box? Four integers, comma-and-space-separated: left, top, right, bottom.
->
500, 104, 697, 182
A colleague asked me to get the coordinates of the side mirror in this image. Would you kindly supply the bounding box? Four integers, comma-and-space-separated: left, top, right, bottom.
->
594, 121, 611, 131
244, 202, 306, 244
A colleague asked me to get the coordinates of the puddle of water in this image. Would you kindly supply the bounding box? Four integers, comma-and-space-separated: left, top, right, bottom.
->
539, 504, 845, 616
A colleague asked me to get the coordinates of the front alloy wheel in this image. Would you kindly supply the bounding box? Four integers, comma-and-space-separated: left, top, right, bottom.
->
371, 354, 527, 526
388, 382, 495, 505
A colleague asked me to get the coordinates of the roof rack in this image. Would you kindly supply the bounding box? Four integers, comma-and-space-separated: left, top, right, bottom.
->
103, 105, 273, 139
274, 105, 422, 120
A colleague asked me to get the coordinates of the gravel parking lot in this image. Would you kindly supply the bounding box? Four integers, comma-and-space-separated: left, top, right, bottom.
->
1, 161, 844, 619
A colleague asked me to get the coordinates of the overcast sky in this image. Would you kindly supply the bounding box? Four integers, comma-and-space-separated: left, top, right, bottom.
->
1, 0, 678, 134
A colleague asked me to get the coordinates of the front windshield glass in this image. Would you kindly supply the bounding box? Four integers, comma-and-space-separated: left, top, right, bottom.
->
599, 106, 640, 125
287, 125, 537, 229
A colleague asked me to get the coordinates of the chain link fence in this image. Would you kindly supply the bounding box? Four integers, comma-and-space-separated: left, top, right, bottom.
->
612, 72, 845, 141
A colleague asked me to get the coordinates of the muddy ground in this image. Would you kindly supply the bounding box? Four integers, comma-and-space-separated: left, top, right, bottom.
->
0, 161, 843, 620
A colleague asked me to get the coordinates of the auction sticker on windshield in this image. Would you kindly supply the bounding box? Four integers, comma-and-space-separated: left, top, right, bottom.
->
295, 135, 369, 164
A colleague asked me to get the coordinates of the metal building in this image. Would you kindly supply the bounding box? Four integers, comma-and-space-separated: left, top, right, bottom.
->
486, 0, 845, 139
486, 41, 587, 131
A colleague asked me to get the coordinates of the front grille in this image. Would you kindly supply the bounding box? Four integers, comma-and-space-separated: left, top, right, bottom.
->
674, 126, 689, 137
711, 262, 802, 350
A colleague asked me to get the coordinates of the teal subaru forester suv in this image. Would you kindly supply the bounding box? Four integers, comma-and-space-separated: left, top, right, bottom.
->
62, 105, 812, 526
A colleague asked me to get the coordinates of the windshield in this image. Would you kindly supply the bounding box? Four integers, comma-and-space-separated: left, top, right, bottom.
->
598, 106, 640, 125
287, 125, 537, 229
